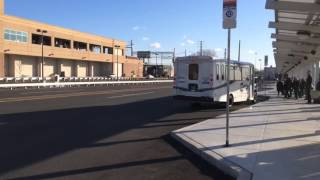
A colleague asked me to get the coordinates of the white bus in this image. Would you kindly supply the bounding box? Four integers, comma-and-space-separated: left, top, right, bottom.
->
173, 56, 256, 105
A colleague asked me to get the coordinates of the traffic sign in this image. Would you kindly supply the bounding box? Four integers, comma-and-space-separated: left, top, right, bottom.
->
223, 0, 237, 29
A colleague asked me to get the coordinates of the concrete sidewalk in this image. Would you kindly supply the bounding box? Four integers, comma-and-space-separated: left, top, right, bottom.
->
172, 85, 320, 180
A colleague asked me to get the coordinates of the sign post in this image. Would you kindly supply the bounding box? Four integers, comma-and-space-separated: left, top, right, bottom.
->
223, 0, 237, 147
264, 55, 269, 67
264, 55, 268, 96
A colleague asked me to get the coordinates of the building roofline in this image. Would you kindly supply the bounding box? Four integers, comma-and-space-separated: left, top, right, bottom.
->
2, 14, 126, 45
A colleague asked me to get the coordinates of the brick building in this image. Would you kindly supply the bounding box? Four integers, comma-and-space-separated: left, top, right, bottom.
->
0, 0, 143, 78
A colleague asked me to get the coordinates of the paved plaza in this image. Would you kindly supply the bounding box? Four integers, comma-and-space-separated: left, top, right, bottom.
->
172, 85, 320, 180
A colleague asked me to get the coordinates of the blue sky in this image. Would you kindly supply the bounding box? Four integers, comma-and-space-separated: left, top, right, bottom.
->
5, 0, 275, 66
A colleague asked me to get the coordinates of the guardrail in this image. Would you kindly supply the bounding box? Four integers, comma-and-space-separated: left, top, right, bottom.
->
0, 77, 172, 84
0, 80, 173, 89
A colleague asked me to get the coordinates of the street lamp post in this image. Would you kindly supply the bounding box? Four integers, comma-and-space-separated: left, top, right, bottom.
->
115, 45, 121, 81
259, 59, 263, 91
155, 53, 159, 77
37, 29, 48, 82
254, 52, 258, 71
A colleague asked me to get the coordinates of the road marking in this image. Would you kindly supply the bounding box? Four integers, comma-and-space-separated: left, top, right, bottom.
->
0, 86, 171, 103
108, 92, 155, 99
20, 90, 84, 95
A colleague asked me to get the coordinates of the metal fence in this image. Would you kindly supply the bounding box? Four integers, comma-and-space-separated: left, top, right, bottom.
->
0, 77, 172, 84
0, 78, 173, 89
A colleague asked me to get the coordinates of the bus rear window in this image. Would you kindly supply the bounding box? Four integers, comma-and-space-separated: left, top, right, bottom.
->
189, 64, 199, 80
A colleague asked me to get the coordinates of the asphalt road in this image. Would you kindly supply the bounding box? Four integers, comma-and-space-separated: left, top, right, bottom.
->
0, 83, 236, 180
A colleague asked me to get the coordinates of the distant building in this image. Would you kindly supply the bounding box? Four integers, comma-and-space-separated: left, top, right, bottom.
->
0, 0, 143, 78
264, 66, 277, 80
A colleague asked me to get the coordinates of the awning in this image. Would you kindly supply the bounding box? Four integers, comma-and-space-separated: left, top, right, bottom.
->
266, 0, 320, 73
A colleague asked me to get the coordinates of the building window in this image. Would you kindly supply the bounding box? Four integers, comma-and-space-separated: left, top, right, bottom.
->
4, 29, 28, 43
32, 34, 51, 46
55, 38, 71, 48
89, 44, 101, 54
103, 46, 113, 54
74, 41, 87, 51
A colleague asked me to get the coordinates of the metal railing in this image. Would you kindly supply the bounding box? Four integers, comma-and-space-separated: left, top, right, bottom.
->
0, 77, 173, 89
0, 76, 172, 84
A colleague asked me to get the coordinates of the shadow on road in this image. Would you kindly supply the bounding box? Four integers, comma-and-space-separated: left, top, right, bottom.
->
0, 97, 184, 174
0, 95, 235, 180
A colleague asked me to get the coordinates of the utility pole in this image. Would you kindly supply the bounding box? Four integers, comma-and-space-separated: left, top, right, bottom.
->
155, 53, 159, 77
185, 49, 187, 57
130, 40, 133, 56
200, 41, 203, 56
224, 48, 227, 60
126, 40, 134, 56
238, 40, 241, 62
173, 48, 176, 63
254, 52, 258, 70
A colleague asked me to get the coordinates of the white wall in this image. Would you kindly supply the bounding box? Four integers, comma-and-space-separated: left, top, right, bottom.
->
60, 60, 74, 77
43, 59, 56, 77
113, 63, 123, 77
77, 61, 87, 77
8, 55, 37, 77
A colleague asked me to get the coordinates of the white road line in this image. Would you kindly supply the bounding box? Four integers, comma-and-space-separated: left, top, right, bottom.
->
0, 86, 170, 103
20, 90, 84, 95
107, 92, 155, 99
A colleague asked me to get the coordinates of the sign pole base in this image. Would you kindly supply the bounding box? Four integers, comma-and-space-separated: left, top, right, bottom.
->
225, 140, 230, 147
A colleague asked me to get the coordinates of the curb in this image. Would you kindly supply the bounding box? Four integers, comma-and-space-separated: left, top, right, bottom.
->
171, 131, 253, 180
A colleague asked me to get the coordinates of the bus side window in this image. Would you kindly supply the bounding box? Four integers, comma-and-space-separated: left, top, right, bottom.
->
242, 67, 250, 81
216, 64, 220, 80
230, 65, 235, 81
221, 65, 225, 80
234, 66, 242, 81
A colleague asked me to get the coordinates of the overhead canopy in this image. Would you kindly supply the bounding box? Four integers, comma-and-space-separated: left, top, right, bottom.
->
266, 0, 320, 73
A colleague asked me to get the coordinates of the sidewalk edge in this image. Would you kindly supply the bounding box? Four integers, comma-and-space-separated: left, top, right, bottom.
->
171, 131, 253, 180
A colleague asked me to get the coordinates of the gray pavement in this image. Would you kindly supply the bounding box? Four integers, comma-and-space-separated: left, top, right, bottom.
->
172, 83, 320, 180
0, 83, 234, 180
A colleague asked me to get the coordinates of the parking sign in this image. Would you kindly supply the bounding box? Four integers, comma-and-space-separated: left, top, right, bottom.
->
223, 0, 237, 29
